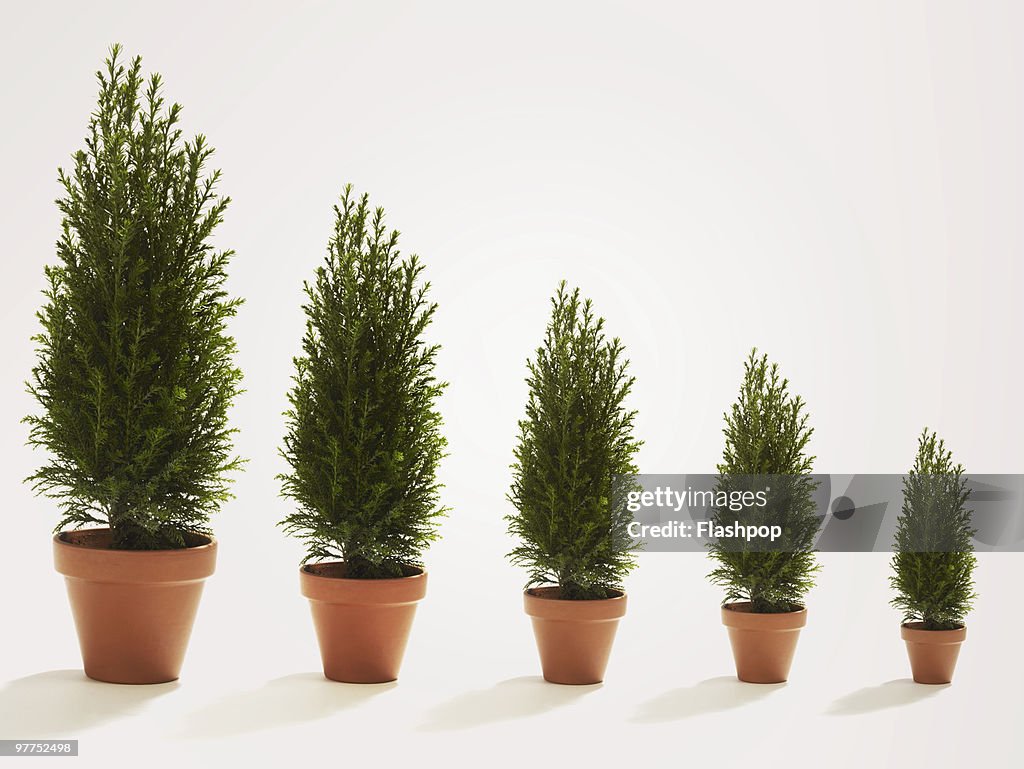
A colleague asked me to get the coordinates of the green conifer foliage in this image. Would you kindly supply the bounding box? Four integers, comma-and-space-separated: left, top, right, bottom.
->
25, 46, 243, 550
507, 283, 641, 600
708, 349, 821, 612
890, 430, 977, 630
279, 187, 447, 579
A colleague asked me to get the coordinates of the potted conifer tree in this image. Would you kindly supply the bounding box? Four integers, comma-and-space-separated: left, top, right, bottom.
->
708, 349, 821, 684
891, 429, 977, 684
507, 283, 641, 685
25, 46, 242, 684
279, 186, 447, 684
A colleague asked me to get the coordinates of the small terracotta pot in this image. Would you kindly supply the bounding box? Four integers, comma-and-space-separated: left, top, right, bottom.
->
53, 528, 216, 684
722, 602, 807, 684
901, 622, 966, 684
300, 562, 427, 683
524, 587, 627, 685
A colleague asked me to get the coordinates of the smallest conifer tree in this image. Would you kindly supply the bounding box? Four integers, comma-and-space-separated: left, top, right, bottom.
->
278, 186, 447, 579
506, 283, 642, 600
707, 349, 821, 613
890, 429, 977, 630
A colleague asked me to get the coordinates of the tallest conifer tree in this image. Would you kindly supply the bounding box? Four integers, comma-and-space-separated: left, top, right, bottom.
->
26, 46, 243, 550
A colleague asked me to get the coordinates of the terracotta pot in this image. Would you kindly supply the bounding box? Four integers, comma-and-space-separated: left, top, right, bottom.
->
901, 622, 966, 684
300, 562, 427, 683
524, 587, 627, 685
53, 528, 216, 684
722, 602, 807, 684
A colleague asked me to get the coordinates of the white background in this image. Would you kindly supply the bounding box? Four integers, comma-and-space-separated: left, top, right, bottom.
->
1, 2, 1021, 767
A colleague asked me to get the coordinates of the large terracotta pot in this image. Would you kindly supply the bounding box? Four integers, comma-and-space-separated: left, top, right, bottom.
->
722, 602, 806, 683
901, 622, 966, 684
524, 587, 626, 685
300, 562, 427, 683
53, 528, 217, 684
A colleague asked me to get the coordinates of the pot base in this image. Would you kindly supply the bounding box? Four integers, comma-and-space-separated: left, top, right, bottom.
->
524, 587, 626, 685
721, 602, 807, 684
901, 622, 965, 685
53, 529, 217, 685
300, 563, 427, 684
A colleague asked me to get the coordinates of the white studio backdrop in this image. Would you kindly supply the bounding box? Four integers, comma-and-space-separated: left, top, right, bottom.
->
0, 2, 1021, 767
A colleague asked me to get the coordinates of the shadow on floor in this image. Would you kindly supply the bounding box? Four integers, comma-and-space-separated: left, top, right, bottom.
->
632, 676, 783, 723
178, 673, 395, 738
826, 679, 947, 716
0, 669, 177, 738
420, 676, 598, 731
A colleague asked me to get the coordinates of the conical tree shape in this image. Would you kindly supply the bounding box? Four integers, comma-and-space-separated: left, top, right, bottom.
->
279, 185, 448, 577
26, 45, 243, 550
708, 349, 821, 613
890, 430, 977, 630
507, 282, 642, 599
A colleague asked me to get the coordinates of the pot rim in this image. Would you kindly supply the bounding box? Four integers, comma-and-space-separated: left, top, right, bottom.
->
524, 586, 626, 602
722, 600, 806, 614
299, 560, 428, 604
300, 561, 426, 581
523, 586, 628, 621
54, 527, 216, 553
721, 601, 807, 630
53, 527, 217, 583
901, 621, 967, 643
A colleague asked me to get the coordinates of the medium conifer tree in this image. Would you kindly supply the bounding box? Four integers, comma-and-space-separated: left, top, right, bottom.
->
707, 349, 821, 612
507, 283, 641, 600
279, 186, 447, 579
25, 46, 243, 550
890, 429, 977, 630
